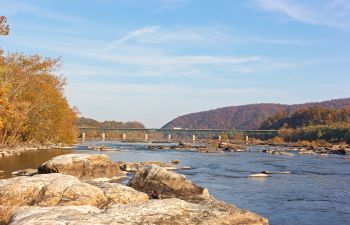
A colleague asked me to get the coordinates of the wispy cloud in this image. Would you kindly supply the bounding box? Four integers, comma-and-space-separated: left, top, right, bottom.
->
107, 26, 160, 49
255, 0, 350, 30
107, 25, 229, 50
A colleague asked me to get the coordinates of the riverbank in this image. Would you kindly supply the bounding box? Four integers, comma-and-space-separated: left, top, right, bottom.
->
0, 153, 268, 225
0, 144, 74, 159
134, 139, 350, 155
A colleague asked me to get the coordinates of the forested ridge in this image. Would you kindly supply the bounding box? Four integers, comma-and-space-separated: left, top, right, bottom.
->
162, 98, 350, 129
77, 117, 145, 129
261, 106, 350, 143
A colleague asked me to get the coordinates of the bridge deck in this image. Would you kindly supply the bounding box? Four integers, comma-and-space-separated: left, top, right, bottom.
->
79, 127, 278, 135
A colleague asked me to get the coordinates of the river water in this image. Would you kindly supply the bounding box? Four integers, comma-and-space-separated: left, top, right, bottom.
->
0, 141, 349, 225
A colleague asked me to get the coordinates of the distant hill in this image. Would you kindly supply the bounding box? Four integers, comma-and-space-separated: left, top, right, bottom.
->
162, 98, 350, 130
77, 117, 145, 129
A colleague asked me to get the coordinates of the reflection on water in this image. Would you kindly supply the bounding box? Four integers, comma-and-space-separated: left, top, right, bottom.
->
0, 141, 349, 225
0, 149, 76, 179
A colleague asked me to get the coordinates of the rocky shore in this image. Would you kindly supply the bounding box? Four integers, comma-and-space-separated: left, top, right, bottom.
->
147, 140, 350, 156
0, 153, 269, 225
148, 141, 247, 153
0, 144, 74, 159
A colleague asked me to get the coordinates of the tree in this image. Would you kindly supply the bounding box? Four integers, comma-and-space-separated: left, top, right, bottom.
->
0, 16, 10, 36
0, 51, 79, 145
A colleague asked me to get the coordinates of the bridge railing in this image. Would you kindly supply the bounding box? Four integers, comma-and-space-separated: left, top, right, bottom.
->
78, 127, 278, 142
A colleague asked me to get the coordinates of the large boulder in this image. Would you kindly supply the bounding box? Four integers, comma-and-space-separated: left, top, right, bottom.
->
0, 173, 150, 224
38, 154, 125, 180
128, 165, 210, 201
86, 181, 149, 204
8, 198, 269, 225
0, 174, 107, 224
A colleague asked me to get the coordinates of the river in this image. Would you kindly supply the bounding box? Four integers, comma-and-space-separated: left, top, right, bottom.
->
0, 141, 349, 225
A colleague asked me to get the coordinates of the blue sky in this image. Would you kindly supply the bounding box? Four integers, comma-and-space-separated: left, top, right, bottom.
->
0, 0, 350, 127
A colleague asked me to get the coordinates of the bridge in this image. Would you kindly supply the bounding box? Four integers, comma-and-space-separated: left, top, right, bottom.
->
79, 127, 278, 142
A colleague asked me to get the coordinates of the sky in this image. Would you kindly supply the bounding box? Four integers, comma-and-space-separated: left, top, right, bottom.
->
0, 0, 350, 127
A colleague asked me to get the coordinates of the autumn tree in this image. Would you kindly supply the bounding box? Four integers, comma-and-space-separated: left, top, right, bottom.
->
0, 51, 79, 145
0, 16, 10, 36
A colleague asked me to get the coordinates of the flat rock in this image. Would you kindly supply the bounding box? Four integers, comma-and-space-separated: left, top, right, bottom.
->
38, 154, 125, 180
86, 181, 149, 204
271, 151, 294, 156
261, 171, 291, 175
248, 173, 269, 178
8, 198, 269, 225
11, 169, 38, 177
119, 161, 176, 172
181, 166, 191, 170
0, 173, 107, 224
128, 165, 210, 201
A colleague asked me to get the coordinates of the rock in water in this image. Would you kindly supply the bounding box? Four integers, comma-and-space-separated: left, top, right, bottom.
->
248, 173, 269, 178
38, 154, 125, 180
128, 165, 210, 201
8, 198, 269, 225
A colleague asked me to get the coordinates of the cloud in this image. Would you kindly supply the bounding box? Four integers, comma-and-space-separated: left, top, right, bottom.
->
255, 0, 350, 30
107, 26, 160, 49
107, 26, 229, 50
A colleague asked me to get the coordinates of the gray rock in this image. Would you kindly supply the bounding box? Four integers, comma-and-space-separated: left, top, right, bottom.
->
8, 198, 269, 225
11, 169, 38, 177
38, 154, 126, 180
128, 165, 210, 201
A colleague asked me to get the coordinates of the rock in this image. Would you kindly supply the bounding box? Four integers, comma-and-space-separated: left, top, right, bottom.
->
181, 166, 191, 170
271, 151, 294, 156
178, 142, 193, 149
11, 169, 38, 177
0, 173, 107, 224
219, 142, 246, 152
262, 149, 275, 154
330, 147, 350, 155
297, 149, 317, 155
8, 198, 269, 225
148, 145, 171, 150
261, 171, 291, 174
248, 173, 269, 178
38, 154, 125, 180
169, 159, 180, 164
86, 181, 149, 204
119, 161, 176, 172
119, 162, 138, 172
128, 165, 210, 201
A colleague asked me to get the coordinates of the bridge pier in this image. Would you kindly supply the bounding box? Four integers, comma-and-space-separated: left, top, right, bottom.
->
145, 133, 148, 142
102, 133, 106, 141
192, 134, 196, 142
82, 132, 86, 142
123, 133, 126, 140
168, 134, 171, 141
218, 135, 221, 141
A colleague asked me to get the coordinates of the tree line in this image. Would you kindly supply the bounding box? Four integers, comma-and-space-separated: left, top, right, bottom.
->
261, 106, 350, 143
77, 117, 145, 129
